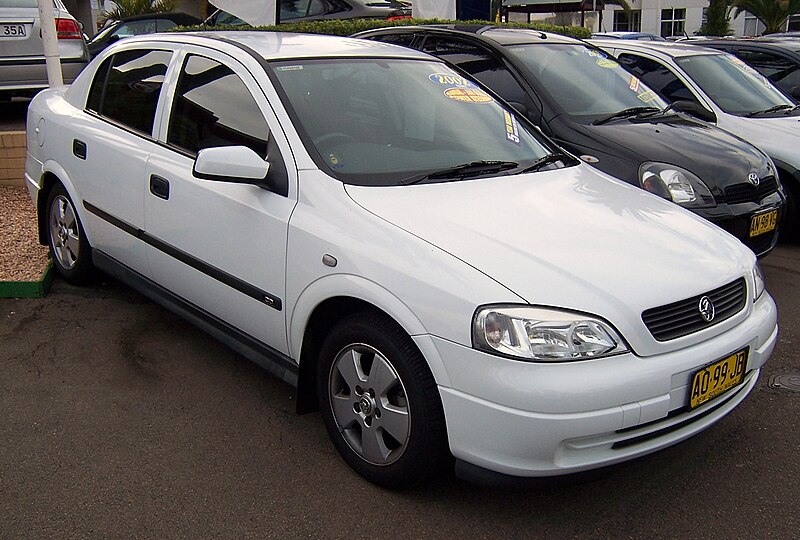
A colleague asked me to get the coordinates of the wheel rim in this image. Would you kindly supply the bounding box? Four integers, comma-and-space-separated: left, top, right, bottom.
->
328, 343, 410, 466
49, 194, 80, 270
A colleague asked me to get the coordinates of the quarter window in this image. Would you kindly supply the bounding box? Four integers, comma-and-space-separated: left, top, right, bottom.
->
167, 54, 269, 158
660, 8, 686, 38
617, 53, 699, 105
85, 49, 172, 135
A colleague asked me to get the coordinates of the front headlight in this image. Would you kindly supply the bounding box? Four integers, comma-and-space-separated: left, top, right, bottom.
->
753, 264, 765, 301
638, 162, 715, 208
472, 305, 629, 362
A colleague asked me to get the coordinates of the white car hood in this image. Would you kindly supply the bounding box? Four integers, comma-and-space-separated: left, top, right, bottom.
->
717, 114, 800, 167
345, 165, 753, 356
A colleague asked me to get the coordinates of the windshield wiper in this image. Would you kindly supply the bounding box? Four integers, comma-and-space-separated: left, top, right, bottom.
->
400, 160, 519, 185
746, 104, 794, 117
592, 106, 660, 125
520, 153, 569, 173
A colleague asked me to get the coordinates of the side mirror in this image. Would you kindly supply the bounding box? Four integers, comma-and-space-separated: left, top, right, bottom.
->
107, 34, 121, 44
672, 100, 716, 123
193, 145, 270, 186
507, 101, 528, 116
790, 86, 800, 101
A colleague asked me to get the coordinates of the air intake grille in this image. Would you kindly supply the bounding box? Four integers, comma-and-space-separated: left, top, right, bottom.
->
642, 278, 746, 341
723, 175, 778, 204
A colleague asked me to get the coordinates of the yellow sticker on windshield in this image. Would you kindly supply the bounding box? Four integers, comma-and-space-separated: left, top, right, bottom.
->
444, 87, 493, 103
629, 76, 640, 92
637, 90, 657, 103
329, 153, 344, 169
503, 110, 520, 144
596, 58, 619, 69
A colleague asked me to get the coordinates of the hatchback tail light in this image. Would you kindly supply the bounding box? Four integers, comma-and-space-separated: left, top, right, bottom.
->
55, 18, 82, 39
386, 15, 412, 21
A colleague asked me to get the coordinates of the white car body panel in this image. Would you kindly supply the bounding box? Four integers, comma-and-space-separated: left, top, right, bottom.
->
24, 32, 779, 482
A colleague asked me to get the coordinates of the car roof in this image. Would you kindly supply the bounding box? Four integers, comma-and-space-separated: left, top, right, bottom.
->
592, 31, 663, 40
119, 31, 434, 61
587, 39, 723, 58
702, 38, 800, 54
357, 24, 581, 46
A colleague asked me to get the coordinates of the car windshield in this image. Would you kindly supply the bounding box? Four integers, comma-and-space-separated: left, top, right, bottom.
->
507, 43, 668, 118
271, 58, 559, 186
675, 53, 795, 115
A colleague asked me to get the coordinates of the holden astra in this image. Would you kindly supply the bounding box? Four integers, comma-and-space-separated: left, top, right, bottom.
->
25, 32, 777, 487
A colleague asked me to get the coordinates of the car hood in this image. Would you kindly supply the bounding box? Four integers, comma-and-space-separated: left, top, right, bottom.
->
345, 164, 753, 356
578, 115, 768, 188
717, 114, 800, 168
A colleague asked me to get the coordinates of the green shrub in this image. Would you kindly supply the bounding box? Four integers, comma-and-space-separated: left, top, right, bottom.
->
175, 18, 591, 40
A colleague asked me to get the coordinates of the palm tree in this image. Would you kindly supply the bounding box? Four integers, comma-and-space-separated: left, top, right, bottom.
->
729, 0, 800, 34
102, 0, 176, 22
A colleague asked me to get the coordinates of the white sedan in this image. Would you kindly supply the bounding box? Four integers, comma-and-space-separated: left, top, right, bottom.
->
25, 32, 777, 487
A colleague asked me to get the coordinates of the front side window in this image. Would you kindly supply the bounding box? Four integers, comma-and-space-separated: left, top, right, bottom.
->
509, 44, 668, 118
614, 9, 641, 32
167, 54, 269, 158
660, 8, 686, 38
421, 37, 529, 107
85, 49, 172, 135
736, 49, 800, 94
618, 53, 699, 105
271, 58, 558, 186
675, 53, 795, 115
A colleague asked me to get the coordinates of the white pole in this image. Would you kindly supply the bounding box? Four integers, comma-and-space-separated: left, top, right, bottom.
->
37, 0, 63, 87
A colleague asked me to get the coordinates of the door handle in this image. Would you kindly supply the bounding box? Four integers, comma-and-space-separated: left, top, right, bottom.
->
150, 175, 170, 200
73, 139, 86, 160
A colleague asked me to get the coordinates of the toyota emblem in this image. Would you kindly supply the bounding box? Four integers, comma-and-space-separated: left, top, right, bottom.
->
698, 296, 715, 322
748, 172, 760, 187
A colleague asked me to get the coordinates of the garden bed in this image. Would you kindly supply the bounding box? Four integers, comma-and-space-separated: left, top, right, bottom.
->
0, 185, 53, 298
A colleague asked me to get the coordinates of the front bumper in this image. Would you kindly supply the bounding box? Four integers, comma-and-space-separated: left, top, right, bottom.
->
0, 57, 87, 92
421, 291, 777, 479
697, 191, 784, 258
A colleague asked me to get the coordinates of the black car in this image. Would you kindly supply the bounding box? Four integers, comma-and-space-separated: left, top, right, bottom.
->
205, 0, 411, 26
699, 38, 800, 100
87, 12, 203, 58
356, 25, 785, 256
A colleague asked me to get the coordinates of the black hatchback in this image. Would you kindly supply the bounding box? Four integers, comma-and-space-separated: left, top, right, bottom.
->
356, 25, 786, 257
699, 38, 800, 100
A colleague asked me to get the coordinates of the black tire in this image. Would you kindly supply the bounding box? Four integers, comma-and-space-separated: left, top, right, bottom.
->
45, 183, 95, 284
317, 311, 451, 488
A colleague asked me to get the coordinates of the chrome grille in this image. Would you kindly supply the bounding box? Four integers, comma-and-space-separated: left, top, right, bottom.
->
723, 175, 778, 204
642, 278, 746, 341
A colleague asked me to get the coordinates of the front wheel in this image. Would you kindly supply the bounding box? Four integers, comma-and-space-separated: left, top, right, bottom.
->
317, 311, 450, 488
46, 183, 95, 284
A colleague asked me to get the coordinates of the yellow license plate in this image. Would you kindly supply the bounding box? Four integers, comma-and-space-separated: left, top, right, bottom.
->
749, 209, 778, 237
689, 348, 748, 409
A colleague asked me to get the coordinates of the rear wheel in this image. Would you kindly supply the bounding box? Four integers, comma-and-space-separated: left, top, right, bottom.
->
317, 311, 450, 488
46, 183, 95, 284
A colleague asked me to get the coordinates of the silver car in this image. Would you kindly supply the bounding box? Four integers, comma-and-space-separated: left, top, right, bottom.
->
0, 0, 88, 98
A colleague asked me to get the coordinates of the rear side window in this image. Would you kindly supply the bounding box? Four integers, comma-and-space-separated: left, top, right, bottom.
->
617, 53, 699, 104
85, 49, 172, 135
167, 54, 269, 158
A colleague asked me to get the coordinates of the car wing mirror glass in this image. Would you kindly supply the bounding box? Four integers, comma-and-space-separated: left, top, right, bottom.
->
672, 100, 716, 123
193, 145, 270, 186
790, 86, 800, 101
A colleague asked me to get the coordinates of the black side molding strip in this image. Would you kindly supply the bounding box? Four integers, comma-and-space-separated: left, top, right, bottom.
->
83, 200, 282, 310
93, 249, 298, 387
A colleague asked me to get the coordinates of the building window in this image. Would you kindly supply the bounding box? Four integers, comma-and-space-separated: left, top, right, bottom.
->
614, 9, 642, 32
660, 8, 686, 38
743, 13, 765, 36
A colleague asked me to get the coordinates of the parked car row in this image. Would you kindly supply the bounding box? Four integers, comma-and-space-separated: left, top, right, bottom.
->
24, 29, 780, 488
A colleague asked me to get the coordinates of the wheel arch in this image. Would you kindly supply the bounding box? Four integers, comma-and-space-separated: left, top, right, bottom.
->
35, 161, 93, 246
290, 276, 449, 414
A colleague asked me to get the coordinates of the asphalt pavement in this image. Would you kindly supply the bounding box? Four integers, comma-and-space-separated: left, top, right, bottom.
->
1, 245, 799, 538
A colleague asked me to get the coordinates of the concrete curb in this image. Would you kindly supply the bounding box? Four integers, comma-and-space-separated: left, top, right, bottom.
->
0, 261, 54, 298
